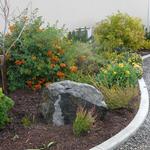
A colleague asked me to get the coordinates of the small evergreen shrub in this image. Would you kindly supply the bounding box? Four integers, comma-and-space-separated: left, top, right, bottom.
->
0, 89, 14, 128
73, 107, 96, 136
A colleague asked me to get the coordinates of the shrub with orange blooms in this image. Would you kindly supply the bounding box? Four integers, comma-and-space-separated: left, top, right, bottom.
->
6, 12, 72, 91
6, 12, 79, 91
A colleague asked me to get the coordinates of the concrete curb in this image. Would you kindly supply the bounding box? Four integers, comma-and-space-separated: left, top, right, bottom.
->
90, 55, 150, 150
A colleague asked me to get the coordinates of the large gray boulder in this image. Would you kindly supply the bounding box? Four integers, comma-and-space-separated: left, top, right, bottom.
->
40, 80, 107, 126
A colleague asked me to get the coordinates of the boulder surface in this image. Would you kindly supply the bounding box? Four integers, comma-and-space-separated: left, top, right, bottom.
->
40, 80, 107, 126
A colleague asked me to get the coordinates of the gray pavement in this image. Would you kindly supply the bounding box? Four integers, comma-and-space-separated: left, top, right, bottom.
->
116, 58, 150, 150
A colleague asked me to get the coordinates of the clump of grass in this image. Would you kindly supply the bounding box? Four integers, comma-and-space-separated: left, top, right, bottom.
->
21, 116, 31, 127
98, 85, 138, 109
73, 107, 96, 136
89, 76, 138, 109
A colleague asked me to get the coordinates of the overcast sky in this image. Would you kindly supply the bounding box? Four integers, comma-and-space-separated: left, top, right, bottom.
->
1, 0, 149, 30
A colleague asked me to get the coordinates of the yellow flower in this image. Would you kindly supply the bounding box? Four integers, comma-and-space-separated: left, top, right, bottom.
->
118, 63, 124, 68
103, 70, 107, 74
126, 71, 130, 75
113, 71, 117, 75
31, 55, 37, 61
107, 65, 111, 69
133, 63, 141, 68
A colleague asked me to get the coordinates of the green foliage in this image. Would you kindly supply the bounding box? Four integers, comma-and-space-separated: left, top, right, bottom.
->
141, 40, 150, 50
94, 12, 145, 52
6, 12, 73, 91
100, 51, 142, 65
64, 42, 106, 75
97, 62, 142, 88
73, 107, 96, 136
0, 88, 14, 128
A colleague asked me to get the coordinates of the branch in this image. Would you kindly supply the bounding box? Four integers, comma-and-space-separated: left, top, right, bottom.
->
6, 22, 27, 54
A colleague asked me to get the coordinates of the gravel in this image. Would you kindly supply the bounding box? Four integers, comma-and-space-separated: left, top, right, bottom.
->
116, 58, 150, 150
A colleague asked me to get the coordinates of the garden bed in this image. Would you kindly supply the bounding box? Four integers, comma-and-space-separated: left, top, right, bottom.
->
0, 89, 140, 150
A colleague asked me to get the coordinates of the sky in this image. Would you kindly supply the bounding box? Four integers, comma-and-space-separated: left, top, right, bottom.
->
0, 0, 149, 30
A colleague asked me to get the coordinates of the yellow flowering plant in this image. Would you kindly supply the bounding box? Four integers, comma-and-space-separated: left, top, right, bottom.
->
97, 62, 142, 88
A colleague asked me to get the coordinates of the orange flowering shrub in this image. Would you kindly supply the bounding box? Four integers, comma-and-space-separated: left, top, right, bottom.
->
6, 13, 78, 91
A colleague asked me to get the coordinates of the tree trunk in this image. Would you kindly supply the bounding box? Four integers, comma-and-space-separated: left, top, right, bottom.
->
1, 55, 8, 94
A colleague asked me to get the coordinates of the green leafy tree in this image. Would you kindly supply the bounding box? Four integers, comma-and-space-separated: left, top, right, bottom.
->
94, 12, 145, 52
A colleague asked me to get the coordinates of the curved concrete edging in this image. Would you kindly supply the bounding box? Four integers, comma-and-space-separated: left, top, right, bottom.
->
90, 55, 150, 150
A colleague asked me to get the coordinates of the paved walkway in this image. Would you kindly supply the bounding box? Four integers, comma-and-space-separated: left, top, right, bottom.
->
116, 57, 150, 150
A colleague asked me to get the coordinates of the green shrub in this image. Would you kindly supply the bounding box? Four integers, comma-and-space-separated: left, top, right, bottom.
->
94, 12, 145, 52
73, 107, 96, 136
0, 88, 14, 128
64, 42, 107, 75
6, 12, 75, 91
97, 62, 142, 88
104, 52, 142, 64
141, 40, 150, 50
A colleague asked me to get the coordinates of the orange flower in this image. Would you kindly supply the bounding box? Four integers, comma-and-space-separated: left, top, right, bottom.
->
79, 55, 86, 61
47, 50, 52, 57
34, 84, 41, 90
51, 56, 59, 63
45, 82, 52, 87
31, 55, 37, 60
50, 64, 55, 68
60, 63, 66, 68
26, 80, 32, 87
57, 71, 65, 78
9, 24, 15, 32
40, 78, 46, 84
38, 78, 46, 84
70, 66, 78, 73
23, 16, 28, 21
58, 49, 64, 55
15, 60, 25, 65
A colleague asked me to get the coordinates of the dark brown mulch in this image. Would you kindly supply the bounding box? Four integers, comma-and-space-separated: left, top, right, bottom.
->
0, 89, 140, 150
